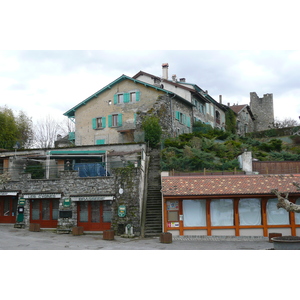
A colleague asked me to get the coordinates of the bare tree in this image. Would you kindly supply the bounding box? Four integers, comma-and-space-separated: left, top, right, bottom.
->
33, 115, 67, 148
273, 117, 300, 129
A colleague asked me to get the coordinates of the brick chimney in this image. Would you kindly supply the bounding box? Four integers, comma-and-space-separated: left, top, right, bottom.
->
162, 63, 169, 80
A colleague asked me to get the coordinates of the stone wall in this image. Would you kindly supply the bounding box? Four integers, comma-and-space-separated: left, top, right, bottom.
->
1, 167, 144, 236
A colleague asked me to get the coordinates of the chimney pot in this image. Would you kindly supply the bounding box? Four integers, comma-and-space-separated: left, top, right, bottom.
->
180, 78, 186, 82
172, 74, 177, 82
219, 95, 222, 104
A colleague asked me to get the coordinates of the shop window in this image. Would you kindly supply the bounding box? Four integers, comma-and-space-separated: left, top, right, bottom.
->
295, 198, 300, 224
79, 202, 88, 222
31, 201, 40, 220
103, 201, 112, 222
210, 199, 234, 226
267, 198, 289, 225
183, 199, 206, 227
239, 198, 261, 225
166, 200, 179, 227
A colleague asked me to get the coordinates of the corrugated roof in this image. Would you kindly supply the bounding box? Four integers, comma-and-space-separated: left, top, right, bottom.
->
162, 174, 300, 196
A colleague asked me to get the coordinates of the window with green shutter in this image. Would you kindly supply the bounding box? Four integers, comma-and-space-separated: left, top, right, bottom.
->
92, 117, 106, 129
108, 114, 122, 127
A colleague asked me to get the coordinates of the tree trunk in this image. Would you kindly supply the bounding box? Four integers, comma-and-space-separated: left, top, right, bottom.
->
271, 182, 300, 213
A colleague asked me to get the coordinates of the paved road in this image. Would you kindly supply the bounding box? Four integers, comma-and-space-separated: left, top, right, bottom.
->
0, 225, 272, 250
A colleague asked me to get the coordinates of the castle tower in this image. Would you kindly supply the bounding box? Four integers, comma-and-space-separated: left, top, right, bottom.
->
250, 92, 274, 132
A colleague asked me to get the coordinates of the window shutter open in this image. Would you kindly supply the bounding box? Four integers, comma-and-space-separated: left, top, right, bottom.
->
108, 115, 112, 127
114, 94, 118, 105
118, 114, 123, 126
124, 93, 130, 103
102, 116, 106, 128
92, 118, 97, 129
136, 91, 140, 101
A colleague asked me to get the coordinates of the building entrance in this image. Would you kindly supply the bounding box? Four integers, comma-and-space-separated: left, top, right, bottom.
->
77, 201, 112, 231
0, 196, 17, 223
30, 199, 59, 228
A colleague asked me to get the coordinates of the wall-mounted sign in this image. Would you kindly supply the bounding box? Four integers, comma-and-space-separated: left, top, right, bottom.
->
71, 196, 114, 201
118, 205, 126, 217
18, 198, 26, 206
23, 194, 61, 199
63, 198, 71, 207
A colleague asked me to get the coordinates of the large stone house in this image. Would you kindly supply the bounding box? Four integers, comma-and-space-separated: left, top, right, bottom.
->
63, 64, 230, 146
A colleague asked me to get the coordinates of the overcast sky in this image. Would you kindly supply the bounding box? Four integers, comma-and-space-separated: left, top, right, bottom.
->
1, 50, 300, 124
1, 1, 300, 126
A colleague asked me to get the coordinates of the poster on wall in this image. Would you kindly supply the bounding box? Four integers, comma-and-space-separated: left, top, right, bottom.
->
167, 200, 179, 210
168, 222, 180, 228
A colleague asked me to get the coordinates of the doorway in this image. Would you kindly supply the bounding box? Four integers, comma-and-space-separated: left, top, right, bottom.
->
0, 196, 18, 223
77, 201, 112, 231
30, 199, 59, 228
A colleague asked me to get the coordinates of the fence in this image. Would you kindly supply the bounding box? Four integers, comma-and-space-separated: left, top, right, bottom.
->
253, 161, 300, 175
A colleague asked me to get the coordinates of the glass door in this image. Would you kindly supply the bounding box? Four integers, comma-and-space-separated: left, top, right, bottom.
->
0, 197, 17, 223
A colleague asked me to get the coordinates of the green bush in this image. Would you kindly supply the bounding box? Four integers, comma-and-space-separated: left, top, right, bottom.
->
141, 115, 162, 148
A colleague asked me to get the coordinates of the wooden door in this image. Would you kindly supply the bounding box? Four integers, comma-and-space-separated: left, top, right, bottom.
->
77, 201, 112, 231
30, 199, 59, 228
0, 197, 17, 223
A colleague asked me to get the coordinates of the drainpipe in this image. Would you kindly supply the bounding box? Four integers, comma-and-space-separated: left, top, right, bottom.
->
46, 151, 50, 179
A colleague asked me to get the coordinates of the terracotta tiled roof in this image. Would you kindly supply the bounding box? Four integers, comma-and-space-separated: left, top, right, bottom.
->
162, 174, 300, 196
229, 105, 247, 114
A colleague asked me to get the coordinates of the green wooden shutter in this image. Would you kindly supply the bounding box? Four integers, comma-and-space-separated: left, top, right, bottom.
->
118, 114, 123, 126
96, 139, 105, 145
187, 116, 191, 127
92, 118, 97, 129
124, 93, 130, 103
108, 115, 112, 127
175, 111, 180, 120
136, 91, 140, 101
102, 116, 106, 128
134, 113, 137, 124
114, 94, 118, 104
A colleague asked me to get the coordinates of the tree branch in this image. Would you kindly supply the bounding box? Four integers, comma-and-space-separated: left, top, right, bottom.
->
271, 188, 300, 213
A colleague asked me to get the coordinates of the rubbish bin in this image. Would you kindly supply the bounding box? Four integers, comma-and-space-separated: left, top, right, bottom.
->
160, 232, 172, 243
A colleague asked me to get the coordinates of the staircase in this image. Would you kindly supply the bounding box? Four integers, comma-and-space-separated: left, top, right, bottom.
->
144, 149, 163, 237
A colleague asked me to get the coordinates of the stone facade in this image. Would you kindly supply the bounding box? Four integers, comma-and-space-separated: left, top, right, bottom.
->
250, 92, 274, 132
0, 150, 146, 236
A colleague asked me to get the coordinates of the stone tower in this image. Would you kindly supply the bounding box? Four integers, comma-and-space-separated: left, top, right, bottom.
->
250, 92, 274, 132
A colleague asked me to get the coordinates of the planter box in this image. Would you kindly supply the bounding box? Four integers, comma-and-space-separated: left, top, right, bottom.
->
72, 226, 84, 236
103, 230, 115, 240
160, 232, 172, 244
29, 223, 40, 232
272, 236, 300, 250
